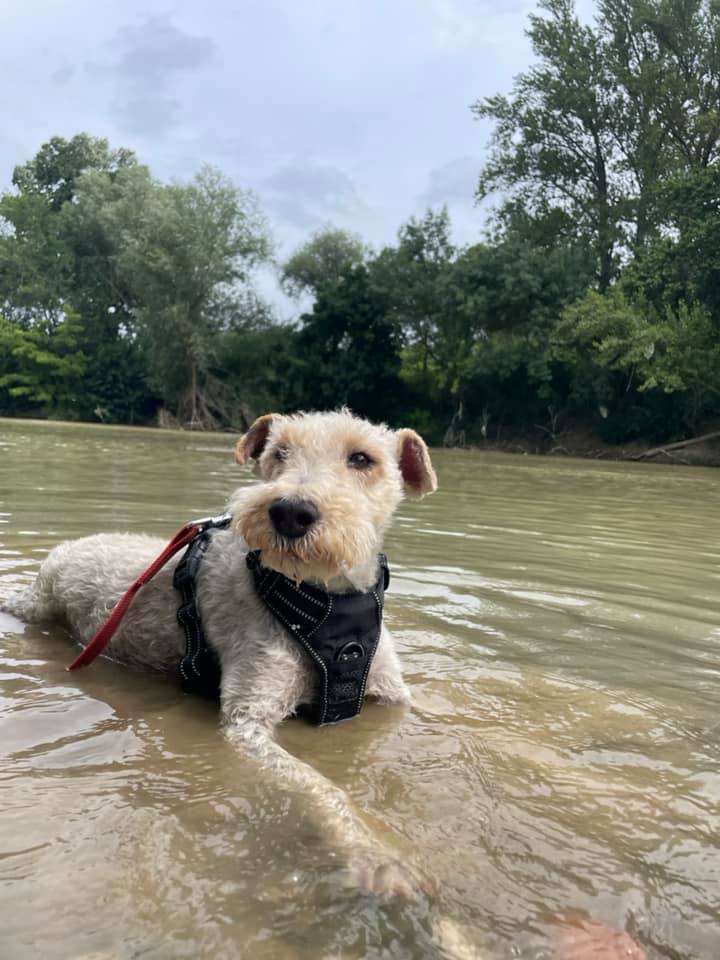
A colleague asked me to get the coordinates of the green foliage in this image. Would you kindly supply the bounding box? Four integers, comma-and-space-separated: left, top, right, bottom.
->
115, 165, 272, 425
61, 161, 274, 425
0, 191, 73, 324
80, 339, 159, 424
215, 321, 293, 424
370, 208, 479, 422
628, 164, 720, 319
474, 0, 720, 289
466, 334, 554, 429
473, 0, 624, 289
289, 266, 407, 422
281, 227, 368, 298
371, 208, 455, 370
554, 288, 649, 371
0, 310, 86, 415
438, 222, 593, 433
12, 133, 137, 210
552, 287, 720, 431
634, 301, 720, 425
0, 136, 154, 420
0, 136, 275, 428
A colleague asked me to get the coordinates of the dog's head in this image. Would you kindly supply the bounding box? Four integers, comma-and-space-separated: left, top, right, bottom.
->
232, 410, 437, 586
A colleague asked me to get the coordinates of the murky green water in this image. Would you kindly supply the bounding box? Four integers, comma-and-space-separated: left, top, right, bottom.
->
1, 418, 719, 960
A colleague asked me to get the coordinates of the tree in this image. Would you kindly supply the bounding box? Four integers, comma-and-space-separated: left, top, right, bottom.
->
551, 287, 655, 402
0, 135, 152, 421
551, 287, 720, 432
290, 265, 406, 422
371, 208, 456, 373
473, 0, 720, 289
474, 0, 624, 289
627, 163, 720, 321
217, 317, 294, 425
627, 0, 720, 169
0, 191, 73, 325
455, 216, 594, 435
1, 137, 274, 427
71, 164, 273, 425
0, 310, 86, 415
12, 133, 137, 210
368, 205, 592, 437
599, 0, 720, 240
281, 226, 368, 298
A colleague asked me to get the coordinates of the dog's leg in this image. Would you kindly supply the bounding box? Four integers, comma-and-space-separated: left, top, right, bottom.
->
224, 714, 428, 899
365, 628, 411, 705
1, 549, 65, 622
220, 661, 428, 900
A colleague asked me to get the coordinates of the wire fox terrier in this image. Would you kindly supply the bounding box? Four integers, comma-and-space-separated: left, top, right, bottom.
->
4, 410, 437, 898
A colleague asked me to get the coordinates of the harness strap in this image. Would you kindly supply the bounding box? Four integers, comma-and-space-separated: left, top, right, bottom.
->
67, 514, 231, 671
174, 516, 232, 697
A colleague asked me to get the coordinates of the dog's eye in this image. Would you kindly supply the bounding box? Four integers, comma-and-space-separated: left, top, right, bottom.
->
348, 451, 374, 469
274, 446, 289, 462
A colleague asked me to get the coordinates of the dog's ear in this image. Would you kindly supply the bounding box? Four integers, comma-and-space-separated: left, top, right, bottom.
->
396, 429, 437, 497
235, 414, 280, 465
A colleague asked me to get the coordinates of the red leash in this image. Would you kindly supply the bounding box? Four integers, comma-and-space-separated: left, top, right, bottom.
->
67, 519, 214, 671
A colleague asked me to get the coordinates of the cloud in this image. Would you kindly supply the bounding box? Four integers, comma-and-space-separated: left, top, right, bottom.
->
261, 164, 364, 230
113, 96, 183, 136
90, 15, 215, 136
418, 156, 479, 209
111, 16, 215, 82
51, 65, 75, 85
0, 0, 547, 280
429, 0, 480, 51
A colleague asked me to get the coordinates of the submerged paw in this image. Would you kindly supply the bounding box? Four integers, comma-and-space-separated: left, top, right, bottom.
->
349, 849, 435, 902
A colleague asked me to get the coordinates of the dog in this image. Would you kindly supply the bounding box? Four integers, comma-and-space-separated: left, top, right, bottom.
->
3, 410, 437, 898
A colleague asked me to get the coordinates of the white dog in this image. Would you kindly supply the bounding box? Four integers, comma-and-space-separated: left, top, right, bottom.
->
4, 410, 438, 898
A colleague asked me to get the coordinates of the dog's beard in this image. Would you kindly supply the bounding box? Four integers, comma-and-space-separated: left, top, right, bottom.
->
235, 495, 379, 585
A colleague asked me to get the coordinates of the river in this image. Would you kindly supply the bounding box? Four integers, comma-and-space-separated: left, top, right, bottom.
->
1, 418, 719, 959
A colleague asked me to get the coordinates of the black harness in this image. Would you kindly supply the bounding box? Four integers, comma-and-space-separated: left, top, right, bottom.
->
173, 516, 389, 725
246, 550, 389, 725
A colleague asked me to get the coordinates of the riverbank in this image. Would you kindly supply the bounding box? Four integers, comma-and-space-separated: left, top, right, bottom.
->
468, 419, 720, 467
3, 414, 720, 467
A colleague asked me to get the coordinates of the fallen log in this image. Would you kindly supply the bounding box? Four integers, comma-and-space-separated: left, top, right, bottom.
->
631, 429, 720, 460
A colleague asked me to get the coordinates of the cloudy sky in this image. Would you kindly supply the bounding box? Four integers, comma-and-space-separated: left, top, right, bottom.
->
0, 0, 593, 313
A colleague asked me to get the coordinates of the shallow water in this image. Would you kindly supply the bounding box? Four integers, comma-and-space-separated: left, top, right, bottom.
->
1, 418, 719, 960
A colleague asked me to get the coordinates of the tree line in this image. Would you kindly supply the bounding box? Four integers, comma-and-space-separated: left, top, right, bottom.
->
2, 0, 720, 448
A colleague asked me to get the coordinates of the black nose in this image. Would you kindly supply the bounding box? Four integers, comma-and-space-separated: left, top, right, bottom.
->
268, 498, 320, 540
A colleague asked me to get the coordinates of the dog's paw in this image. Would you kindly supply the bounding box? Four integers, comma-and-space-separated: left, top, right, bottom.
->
349, 847, 435, 901
431, 918, 484, 960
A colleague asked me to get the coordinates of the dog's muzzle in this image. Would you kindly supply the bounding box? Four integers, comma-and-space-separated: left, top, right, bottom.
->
269, 497, 319, 540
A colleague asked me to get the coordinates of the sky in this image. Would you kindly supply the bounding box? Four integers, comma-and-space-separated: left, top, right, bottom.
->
0, 0, 593, 315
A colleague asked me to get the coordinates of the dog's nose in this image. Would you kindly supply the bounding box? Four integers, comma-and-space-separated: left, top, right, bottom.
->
268, 498, 320, 540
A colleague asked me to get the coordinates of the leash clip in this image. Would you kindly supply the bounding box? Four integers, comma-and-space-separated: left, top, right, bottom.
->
190, 512, 233, 532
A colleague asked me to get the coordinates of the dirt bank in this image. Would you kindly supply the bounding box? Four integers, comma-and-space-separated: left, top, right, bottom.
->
467, 421, 720, 467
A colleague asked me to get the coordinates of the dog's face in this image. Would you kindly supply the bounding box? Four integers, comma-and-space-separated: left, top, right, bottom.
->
232, 410, 437, 585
